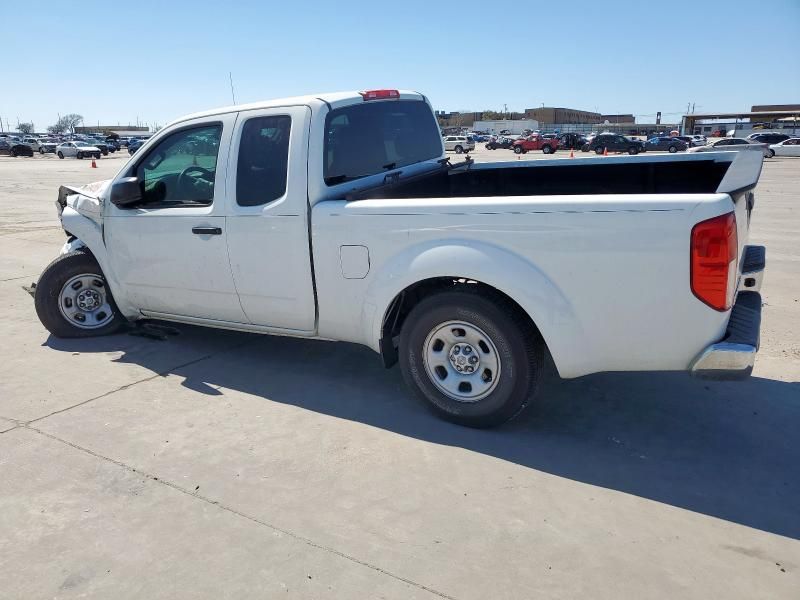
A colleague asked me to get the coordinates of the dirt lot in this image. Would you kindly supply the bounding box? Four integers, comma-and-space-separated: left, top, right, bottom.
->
0, 150, 798, 599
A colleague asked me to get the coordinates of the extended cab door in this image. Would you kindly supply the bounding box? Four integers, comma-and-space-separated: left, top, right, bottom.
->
104, 114, 249, 323
224, 106, 316, 331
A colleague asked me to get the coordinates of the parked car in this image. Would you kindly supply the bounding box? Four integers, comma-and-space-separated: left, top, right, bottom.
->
644, 136, 688, 153
86, 139, 113, 155
485, 136, 515, 150
38, 140, 59, 154
34, 89, 766, 429
443, 135, 474, 154
22, 137, 45, 152
767, 138, 800, 157
688, 138, 769, 157
0, 139, 34, 157
558, 132, 588, 150
583, 133, 645, 155
748, 132, 791, 145
691, 134, 708, 146
56, 141, 102, 160
128, 138, 146, 155
512, 134, 559, 154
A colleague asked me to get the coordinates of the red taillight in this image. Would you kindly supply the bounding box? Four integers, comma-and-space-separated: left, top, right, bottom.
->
360, 89, 400, 101
691, 212, 738, 311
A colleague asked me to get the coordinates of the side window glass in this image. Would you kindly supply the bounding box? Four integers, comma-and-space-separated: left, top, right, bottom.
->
236, 115, 291, 207
135, 124, 222, 206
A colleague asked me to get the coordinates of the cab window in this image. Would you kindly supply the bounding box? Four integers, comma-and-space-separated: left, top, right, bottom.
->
134, 124, 222, 206
236, 115, 291, 207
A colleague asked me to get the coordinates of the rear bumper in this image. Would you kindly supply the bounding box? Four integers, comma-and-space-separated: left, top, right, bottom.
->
690, 291, 762, 380
691, 246, 765, 380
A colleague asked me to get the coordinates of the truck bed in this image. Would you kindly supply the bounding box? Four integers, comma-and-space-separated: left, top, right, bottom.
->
351, 154, 737, 200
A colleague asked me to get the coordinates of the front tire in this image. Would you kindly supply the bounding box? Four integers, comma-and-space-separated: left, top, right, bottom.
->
34, 250, 124, 338
514, 146, 523, 154
77, 152, 84, 159
454, 145, 463, 154
668, 145, 677, 153
767, 149, 775, 158
57, 151, 64, 159
595, 146, 604, 155
40, 147, 45, 154
399, 290, 544, 428
629, 146, 639, 155
542, 145, 553, 154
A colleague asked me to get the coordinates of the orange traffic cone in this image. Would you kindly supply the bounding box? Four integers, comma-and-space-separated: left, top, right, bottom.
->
603, 147, 609, 156
91, 159, 97, 168
569, 149, 574, 158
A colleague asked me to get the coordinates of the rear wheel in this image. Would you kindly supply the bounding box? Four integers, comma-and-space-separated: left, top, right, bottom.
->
39, 147, 45, 154
629, 146, 639, 155
767, 149, 775, 158
77, 152, 84, 159
668, 145, 678, 153
10, 149, 17, 157
595, 146, 604, 155
542, 145, 553, 154
94, 152, 101, 159
399, 290, 544, 428
34, 249, 124, 338
514, 146, 523, 154
57, 151, 64, 159
454, 145, 463, 154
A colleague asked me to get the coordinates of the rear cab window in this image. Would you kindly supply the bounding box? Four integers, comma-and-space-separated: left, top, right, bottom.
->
324, 99, 442, 186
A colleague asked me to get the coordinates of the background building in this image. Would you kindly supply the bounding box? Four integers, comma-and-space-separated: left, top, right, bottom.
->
525, 107, 600, 124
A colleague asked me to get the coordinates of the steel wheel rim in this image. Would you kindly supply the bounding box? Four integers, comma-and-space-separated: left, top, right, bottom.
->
422, 320, 502, 403
57, 273, 114, 329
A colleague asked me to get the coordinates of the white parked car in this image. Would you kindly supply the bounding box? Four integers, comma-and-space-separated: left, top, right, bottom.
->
35, 89, 766, 428
443, 135, 474, 154
767, 138, 800, 157
691, 135, 707, 146
688, 138, 769, 157
56, 141, 102, 160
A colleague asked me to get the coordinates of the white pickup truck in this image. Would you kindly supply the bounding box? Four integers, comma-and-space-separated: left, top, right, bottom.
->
35, 89, 766, 427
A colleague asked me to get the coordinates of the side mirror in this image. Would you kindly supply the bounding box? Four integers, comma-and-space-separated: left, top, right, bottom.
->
110, 176, 142, 207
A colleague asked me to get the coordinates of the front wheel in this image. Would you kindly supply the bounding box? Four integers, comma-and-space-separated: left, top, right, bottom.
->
94, 152, 101, 159
514, 146, 523, 154
767, 149, 775, 158
10, 149, 17, 157
399, 290, 544, 428
77, 152, 83, 159
542, 145, 553, 154
34, 249, 124, 338
668, 145, 678, 153
454, 145, 463, 154
40, 147, 45, 154
629, 146, 639, 155
595, 146, 604, 155
57, 151, 64, 159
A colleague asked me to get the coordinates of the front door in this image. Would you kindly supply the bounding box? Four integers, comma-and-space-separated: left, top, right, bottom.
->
224, 106, 316, 331
104, 114, 248, 323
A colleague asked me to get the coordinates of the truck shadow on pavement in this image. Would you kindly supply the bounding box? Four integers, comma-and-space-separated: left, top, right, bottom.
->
46, 324, 800, 540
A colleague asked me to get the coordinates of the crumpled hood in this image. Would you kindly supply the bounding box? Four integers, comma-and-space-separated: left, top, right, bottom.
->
58, 178, 112, 224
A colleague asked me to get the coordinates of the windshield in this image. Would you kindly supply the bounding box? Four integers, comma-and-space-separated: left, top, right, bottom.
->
324, 99, 442, 186
75, 142, 90, 147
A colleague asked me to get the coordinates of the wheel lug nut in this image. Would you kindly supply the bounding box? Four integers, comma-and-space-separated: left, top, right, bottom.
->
453, 346, 460, 355
466, 366, 474, 373
463, 346, 472, 354
469, 356, 478, 364
456, 365, 463, 372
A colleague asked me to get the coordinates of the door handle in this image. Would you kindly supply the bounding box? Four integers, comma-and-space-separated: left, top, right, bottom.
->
192, 226, 222, 235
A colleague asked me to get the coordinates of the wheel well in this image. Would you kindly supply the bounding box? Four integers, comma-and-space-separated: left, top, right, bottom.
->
379, 277, 544, 368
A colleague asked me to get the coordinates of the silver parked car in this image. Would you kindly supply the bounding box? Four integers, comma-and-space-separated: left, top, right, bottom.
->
56, 141, 102, 160
443, 135, 475, 154
688, 138, 769, 157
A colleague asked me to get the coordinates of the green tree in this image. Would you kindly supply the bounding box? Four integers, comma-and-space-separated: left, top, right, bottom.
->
17, 122, 34, 134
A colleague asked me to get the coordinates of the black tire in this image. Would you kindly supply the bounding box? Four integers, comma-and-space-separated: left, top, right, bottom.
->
399, 290, 544, 428
77, 152, 83, 159
668, 145, 677, 153
101, 149, 108, 156
581, 144, 589, 152
595, 146, 604, 155
34, 249, 124, 338
767, 149, 775, 158
40, 147, 45, 154
629, 146, 639, 155
94, 152, 101, 159
454, 145, 463, 154
542, 145, 553, 154
10, 149, 17, 157
514, 146, 523, 154
58, 151, 64, 159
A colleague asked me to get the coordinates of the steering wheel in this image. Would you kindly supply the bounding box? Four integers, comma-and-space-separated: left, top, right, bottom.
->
176, 165, 213, 196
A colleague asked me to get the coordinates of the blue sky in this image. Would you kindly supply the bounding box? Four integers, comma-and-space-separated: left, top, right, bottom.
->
2, 0, 798, 131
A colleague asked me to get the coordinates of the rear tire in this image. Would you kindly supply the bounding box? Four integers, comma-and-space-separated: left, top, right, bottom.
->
34, 249, 124, 338
94, 152, 101, 159
399, 290, 544, 428
629, 146, 639, 155
668, 145, 678, 153
542, 145, 553, 154
454, 145, 463, 154
10, 149, 17, 157
595, 147, 604, 155
77, 152, 83, 159
514, 146, 523, 154
767, 149, 775, 158
57, 151, 64, 159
